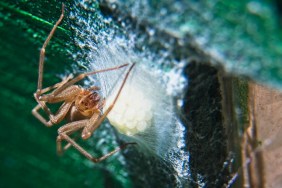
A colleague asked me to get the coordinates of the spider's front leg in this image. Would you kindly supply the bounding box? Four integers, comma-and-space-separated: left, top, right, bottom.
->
37, 4, 64, 92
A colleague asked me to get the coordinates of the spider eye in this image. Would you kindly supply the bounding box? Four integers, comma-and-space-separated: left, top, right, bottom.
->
91, 92, 100, 102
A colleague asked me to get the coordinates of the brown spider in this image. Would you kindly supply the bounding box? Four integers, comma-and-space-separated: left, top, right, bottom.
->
32, 4, 136, 163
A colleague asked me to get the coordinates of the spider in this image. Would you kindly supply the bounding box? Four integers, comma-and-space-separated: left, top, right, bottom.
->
32, 4, 136, 163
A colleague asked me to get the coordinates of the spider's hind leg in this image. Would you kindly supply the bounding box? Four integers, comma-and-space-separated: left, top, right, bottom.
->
57, 119, 136, 163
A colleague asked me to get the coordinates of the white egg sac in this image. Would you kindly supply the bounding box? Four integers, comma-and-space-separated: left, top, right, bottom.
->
105, 64, 158, 136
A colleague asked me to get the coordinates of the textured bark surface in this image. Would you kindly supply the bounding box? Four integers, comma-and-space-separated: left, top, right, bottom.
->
245, 84, 282, 188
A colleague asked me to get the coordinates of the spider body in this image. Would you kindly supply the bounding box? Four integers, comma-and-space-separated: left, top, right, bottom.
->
32, 4, 136, 163
75, 89, 102, 116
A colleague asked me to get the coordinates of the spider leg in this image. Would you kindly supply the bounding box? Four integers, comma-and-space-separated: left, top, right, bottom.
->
38, 85, 81, 103
57, 119, 136, 162
37, 4, 64, 92
52, 63, 130, 97
63, 134, 80, 151
59, 113, 101, 151
32, 104, 50, 126
33, 85, 81, 126
62, 133, 136, 163
32, 101, 73, 127
39, 74, 73, 95
56, 120, 87, 154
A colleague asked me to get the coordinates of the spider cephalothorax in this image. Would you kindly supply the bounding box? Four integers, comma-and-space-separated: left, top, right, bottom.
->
75, 90, 102, 117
